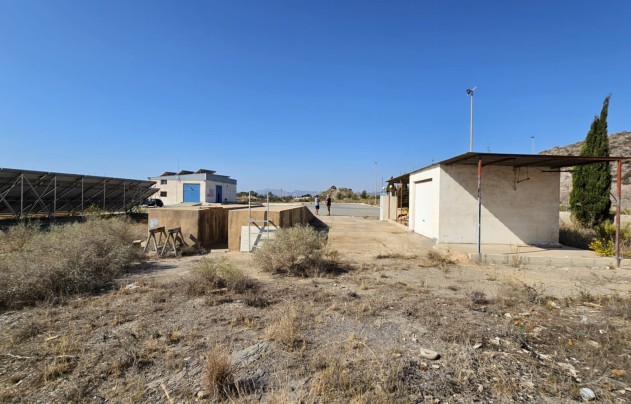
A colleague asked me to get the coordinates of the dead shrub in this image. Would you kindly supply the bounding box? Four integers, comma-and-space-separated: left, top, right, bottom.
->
265, 308, 301, 349
253, 225, 346, 276
559, 221, 596, 249
181, 257, 259, 296
0, 218, 143, 309
425, 249, 455, 269
204, 345, 234, 400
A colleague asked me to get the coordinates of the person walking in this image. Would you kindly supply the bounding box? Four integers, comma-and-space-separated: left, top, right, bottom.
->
325, 194, 332, 215
314, 196, 320, 215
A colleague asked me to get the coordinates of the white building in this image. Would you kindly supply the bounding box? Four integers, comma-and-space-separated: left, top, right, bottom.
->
149, 169, 237, 206
396, 152, 625, 246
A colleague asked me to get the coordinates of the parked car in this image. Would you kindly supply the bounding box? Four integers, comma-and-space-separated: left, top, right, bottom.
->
141, 198, 163, 207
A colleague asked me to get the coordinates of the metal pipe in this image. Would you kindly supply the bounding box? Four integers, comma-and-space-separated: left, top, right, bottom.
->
477, 158, 482, 258
616, 160, 622, 267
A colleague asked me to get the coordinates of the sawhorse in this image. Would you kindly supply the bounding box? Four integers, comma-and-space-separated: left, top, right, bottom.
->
144, 226, 167, 254
161, 227, 187, 256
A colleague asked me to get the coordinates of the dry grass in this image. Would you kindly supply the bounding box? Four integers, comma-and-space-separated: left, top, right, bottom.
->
0, 218, 143, 309
425, 249, 456, 270
203, 345, 235, 400
180, 256, 259, 296
253, 225, 348, 276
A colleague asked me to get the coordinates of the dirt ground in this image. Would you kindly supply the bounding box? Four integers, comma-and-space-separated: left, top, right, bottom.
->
1, 216, 631, 403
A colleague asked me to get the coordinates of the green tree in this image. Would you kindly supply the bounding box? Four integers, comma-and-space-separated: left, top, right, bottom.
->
570, 95, 612, 227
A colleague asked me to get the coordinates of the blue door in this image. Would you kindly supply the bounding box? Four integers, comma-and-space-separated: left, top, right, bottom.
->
215, 185, 223, 203
183, 183, 200, 203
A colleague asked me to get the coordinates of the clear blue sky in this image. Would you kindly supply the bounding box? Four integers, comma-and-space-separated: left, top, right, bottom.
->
1, 1, 630, 193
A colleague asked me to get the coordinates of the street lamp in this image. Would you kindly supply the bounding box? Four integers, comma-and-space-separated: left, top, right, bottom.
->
466, 86, 476, 152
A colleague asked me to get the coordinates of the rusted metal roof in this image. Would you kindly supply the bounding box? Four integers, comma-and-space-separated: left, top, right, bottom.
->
439, 152, 628, 169
387, 152, 629, 185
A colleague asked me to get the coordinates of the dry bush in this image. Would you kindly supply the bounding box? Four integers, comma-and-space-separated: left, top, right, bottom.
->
0, 218, 143, 309
425, 249, 455, 270
265, 308, 301, 349
181, 257, 259, 296
204, 345, 235, 400
253, 225, 345, 277
559, 221, 596, 249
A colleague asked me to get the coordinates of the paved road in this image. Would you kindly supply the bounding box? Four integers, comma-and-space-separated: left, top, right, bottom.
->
305, 202, 379, 218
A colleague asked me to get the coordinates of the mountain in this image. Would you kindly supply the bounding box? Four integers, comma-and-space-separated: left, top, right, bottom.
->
255, 189, 319, 197
541, 131, 631, 206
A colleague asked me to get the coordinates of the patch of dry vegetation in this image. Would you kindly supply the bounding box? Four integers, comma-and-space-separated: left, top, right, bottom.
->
1, 218, 630, 403
0, 218, 143, 309
253, 225, 348, 276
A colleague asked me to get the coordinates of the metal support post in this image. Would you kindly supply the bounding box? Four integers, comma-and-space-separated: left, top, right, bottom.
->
616, 160, 622, 268
477, 159, 482, 258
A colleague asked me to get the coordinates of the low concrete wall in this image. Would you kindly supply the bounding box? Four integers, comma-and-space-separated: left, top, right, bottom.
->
228, 205, 314, 251
148, 205, 247, 248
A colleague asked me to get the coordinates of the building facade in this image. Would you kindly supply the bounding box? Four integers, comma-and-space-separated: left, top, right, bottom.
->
149, 169, 237, 206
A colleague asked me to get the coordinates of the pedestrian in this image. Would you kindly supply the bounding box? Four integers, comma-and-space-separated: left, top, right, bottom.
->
314, 196, 320, 215
326, 194, 332, 215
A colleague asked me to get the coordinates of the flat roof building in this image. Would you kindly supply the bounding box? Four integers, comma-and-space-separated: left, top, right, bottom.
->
149, 169, 237, 206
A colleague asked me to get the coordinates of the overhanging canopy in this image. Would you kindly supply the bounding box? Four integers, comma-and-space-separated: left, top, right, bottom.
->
439, 152, 628, 169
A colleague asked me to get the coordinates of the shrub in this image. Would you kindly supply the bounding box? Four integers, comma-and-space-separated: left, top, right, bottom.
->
559, 221, 595, 249
588, 220, 631, 257
0, 218, 142, 309
182, 257, 258, 296
204, 345, 234, 399
253, 225, 338, 276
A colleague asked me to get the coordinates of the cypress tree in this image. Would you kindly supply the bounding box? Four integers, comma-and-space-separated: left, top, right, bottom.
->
569, 96, 612, 227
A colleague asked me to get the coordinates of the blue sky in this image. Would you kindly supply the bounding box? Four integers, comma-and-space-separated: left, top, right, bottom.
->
1, 1, 630, 193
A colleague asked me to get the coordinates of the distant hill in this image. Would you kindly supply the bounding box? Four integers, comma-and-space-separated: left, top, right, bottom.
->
541, 131, 631, 206
255, 189, 319, 197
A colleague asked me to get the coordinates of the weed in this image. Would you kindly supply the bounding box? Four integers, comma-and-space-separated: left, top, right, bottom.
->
253, 225, 346, 277
181, 257, 258, 296
425, 249, 455, 270
265, 308, 301, 349
204, 345, 234, 400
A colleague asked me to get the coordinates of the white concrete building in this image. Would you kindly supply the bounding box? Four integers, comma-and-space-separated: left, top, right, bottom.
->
149, 169, 237, 206
400, 152, 625, 246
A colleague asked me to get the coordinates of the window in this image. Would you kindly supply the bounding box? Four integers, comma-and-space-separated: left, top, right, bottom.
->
160, 179, 167, 185
160, 191, 167, 197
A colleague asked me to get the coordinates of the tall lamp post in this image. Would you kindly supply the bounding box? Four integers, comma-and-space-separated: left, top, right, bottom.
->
466, 87, 476, 152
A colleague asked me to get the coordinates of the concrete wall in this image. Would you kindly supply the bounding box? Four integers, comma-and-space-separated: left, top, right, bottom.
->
228, 205, 315, 251
437, 164, 560, 245
379, 193, 397, 221
148, 206, 246, 249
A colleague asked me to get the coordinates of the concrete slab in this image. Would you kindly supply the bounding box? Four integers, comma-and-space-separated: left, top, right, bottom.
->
439, 243, 630, 268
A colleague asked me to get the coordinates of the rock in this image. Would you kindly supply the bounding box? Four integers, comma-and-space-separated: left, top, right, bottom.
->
232, 342, 271, 367
196, 390, 209, 399
580, 387, 595, 401
420, 347, 440, 360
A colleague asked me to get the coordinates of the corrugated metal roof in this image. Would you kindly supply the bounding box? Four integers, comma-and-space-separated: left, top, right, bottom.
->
388, 152, 629, 184
439, 152, 627, 169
